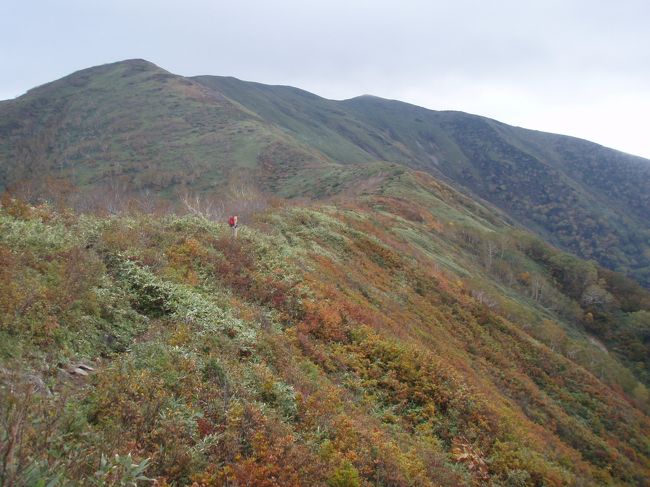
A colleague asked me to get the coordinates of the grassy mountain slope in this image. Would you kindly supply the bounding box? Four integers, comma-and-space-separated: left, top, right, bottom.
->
2, 61, 648, 284
1, 169, 649, 485
0, 59, 346, 200
196, 76, 650, 285
3, 59, 650, 486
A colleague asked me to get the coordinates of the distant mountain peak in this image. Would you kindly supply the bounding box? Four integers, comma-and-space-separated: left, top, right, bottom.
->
115, 58, 158, 67
20, 58, 168, 98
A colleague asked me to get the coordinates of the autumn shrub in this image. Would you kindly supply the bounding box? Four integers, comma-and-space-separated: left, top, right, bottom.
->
327, 461, 360, 487
0, 368, 91, 485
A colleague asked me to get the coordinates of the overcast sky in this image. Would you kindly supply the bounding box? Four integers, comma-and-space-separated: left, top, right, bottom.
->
2, 0, 650, 159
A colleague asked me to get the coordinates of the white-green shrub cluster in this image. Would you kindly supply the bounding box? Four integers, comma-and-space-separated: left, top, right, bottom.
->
114, 255, 257, 345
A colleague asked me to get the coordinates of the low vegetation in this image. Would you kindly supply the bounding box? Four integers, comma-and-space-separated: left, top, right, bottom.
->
1, 177, 649, 485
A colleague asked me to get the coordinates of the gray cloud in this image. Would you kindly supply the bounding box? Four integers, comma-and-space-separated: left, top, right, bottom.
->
2, 0, 650, 157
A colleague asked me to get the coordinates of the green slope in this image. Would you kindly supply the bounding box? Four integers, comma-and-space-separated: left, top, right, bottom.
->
1, 60, 649, 286
195, 76, 650, 285
0, 59, 341, 198
3, 58, 650, 486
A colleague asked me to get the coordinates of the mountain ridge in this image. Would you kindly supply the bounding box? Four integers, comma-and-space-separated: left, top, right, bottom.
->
1, 59, 649, 285
2, 59, 650, 485
196, 72, 650, 284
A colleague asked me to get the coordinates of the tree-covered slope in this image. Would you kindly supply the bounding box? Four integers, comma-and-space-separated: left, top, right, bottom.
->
1, 166, 649, 485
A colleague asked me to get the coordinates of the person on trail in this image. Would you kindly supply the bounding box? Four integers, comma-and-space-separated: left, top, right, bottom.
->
228, 215, 239, 238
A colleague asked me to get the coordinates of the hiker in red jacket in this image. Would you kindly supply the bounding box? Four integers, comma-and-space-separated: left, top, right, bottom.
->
228, 215, 239, 238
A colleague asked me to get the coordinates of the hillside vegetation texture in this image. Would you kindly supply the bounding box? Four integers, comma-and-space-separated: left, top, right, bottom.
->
1, 165, 649, 485
1, 60, 649, 284
1, 60, 650, 486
